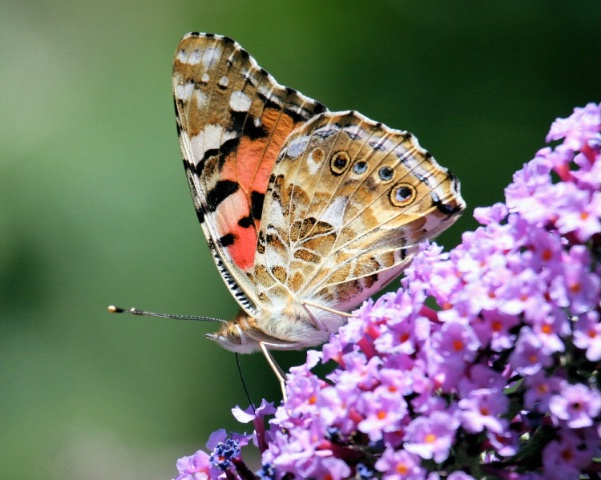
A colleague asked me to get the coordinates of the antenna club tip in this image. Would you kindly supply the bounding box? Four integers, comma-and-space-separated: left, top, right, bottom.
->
108, 305, 125, 313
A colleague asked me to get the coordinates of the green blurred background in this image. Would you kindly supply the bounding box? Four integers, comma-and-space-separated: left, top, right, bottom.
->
1, 1, 599, 478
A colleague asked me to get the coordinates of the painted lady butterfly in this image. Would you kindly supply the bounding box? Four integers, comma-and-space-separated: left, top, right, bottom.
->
171, 33, 465, 384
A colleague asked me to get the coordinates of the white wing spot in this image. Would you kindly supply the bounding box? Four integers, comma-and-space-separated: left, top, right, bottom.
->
202, 46, 222, 69
187, 49, 202, 65
174, 82, 194, 100
285, 136, 310, 159
229, 91, 252, 112
194, 90, 208, 109
177, 48, 202, 65
306, 149, 322, 175
190, 125, 237, 166
258, 85, 282, 107
219, 76, 229, 88
320, 196, 346, 230
176, 49, 189, 63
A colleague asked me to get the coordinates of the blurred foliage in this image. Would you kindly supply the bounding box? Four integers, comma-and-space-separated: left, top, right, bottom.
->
0, 1, 599, 478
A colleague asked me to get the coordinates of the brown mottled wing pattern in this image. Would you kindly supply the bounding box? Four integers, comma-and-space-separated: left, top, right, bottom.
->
172, 33, 327, 316
254, 111, 465, 312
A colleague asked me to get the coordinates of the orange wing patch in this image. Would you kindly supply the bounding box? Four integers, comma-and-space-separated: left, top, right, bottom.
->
217, 110, 300, 271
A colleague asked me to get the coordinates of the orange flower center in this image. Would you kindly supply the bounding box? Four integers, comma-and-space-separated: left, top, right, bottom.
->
561, 448, 574, 462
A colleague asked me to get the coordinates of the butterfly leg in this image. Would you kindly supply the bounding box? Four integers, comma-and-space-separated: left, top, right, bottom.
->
303, 300, 355, 319
301, 302, 355, 333
259, 342, 288, 402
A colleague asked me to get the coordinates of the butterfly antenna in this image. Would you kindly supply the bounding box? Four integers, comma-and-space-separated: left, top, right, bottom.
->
108, 305, 227, 324
235, 353, 256, 414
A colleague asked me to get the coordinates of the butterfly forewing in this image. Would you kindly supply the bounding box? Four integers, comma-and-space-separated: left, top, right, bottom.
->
172, 33, 326, 316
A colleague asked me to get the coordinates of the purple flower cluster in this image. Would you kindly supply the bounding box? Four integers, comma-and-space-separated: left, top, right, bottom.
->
174, 429, 253, 480
174, 103, 601, 480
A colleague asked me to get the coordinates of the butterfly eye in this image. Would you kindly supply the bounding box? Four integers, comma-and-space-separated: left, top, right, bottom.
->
353, 160, 368, 175
330, 151, 350, 176
390, 183, 417, 207
378, 166, 395, 183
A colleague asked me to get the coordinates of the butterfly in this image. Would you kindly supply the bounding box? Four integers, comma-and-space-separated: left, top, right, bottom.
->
171, 32, 465, 388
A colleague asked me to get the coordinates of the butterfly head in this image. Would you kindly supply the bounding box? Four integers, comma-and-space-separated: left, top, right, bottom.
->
207, 305, 339, 353
206, 309, 306, 353
205, 310, 263, 354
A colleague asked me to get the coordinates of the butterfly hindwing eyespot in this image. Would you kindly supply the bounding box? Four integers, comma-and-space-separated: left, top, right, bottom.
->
378, 166, 395, 183
353, 160, 368, 175
330, 151, 351, 176
390, 183, 417, 207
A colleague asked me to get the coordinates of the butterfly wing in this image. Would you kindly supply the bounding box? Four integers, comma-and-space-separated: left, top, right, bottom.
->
254, 111, 465, 314
172, 33, 327, 315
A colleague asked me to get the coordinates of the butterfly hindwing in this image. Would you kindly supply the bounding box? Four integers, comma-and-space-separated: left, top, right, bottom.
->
172, 33, 327, 315
254, 111, 464, 312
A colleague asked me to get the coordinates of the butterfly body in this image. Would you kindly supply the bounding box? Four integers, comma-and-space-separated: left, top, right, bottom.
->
172, 33, 465, 355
